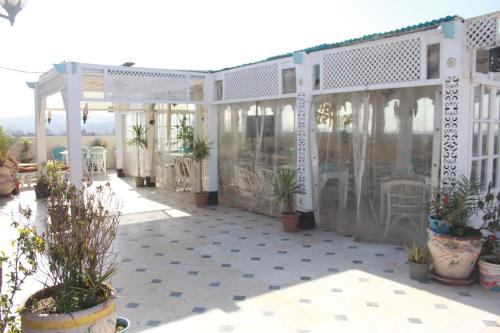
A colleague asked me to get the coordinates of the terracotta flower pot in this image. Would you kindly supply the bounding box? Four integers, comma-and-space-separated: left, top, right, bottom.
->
21, 286, 117, 333
135, 177, 145, 187
0, 166, 14, 196
478, 256, 500, 292
427, 228, 482, 281
195, 192, 209, 208
281, 212, 300, 232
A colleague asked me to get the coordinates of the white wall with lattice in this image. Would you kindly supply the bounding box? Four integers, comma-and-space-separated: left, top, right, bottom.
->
466, 14, 499, 49
321, 37, 423, 89
223, 63, 280, 100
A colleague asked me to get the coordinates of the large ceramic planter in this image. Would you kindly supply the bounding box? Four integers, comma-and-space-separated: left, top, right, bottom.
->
427, 228, 482, 280
478, 256, 500, 292
281, 212, 300, 232
428, 215, 450, 234
0, 166, 14, 196
409, 262, 429, 282
195, 192, 209, 208
135, 177, 145, 187
21, 287, 117, 333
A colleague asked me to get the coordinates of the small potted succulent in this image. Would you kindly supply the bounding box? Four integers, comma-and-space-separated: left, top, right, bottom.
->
192, 137, 211, 207
34, 171, 50, 199
127, 124, 147, 187
274, 169, 305, 232
427, 177, 483, 282
405, 242, 431, 282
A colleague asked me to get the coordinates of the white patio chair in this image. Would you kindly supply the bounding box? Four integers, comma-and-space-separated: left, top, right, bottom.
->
82, 147, 91, 175
89, 146, 107, 175
173, 157, 191, 191
382, 179, 428, 239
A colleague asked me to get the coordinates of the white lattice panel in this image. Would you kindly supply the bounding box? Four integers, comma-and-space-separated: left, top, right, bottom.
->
224, 63, 279, 100
322, 38, 422, 89
466, 15, 498, 49
105, 69, 188, 102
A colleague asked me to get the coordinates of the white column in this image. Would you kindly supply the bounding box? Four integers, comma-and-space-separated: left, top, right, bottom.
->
34, 88, 47, 165
65, 63, 83, 185
295, 52, 314, 214
145, 105, 155, 182
439, 20, 471, 186
204, 76, 218, 203
114, 111, 124, 174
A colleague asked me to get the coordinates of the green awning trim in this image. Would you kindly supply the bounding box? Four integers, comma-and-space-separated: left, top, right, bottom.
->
211, 15, 460, 73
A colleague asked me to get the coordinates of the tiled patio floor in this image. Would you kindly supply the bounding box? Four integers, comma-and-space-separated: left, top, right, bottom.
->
1, 173, 499, 333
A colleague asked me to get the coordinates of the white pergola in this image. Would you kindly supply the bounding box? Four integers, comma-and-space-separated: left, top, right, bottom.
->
30, 62, 218, 191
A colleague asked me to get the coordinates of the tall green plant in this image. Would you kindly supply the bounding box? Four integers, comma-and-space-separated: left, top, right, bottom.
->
192, 138, 210, 193
127, 124, 147, 177
0, 127, 15, 167
274, 169, 305, 214
20, 138, 31, 163
174, 117, 194, 151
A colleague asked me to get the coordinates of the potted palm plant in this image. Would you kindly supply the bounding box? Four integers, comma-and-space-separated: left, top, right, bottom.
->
0, 126, 15, 196
127, 124, 147, 187
405, 242, 431, 282
192, 137, 210, 207
274, 169, 305, 232
427, 177, 483, 283
20, 137, 32, 163
21, 178, 121, 333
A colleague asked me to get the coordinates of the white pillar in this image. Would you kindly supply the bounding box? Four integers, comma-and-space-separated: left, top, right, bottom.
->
65, 63, 83, 185
35, 89, 47, 165
439, 20, 471, 187
295, 52, 315, 218
204, 77, 218, 204
145, 105, 155, 184
114, 111, 124, 176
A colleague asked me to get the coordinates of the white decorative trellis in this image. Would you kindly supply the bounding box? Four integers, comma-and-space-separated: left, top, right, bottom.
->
440, 76, 460, 187
322, 38, 422, 89
224, 63, 279, 100
296, 92, 307, 210
466, 15, 498, 49
104, 68, 188, 103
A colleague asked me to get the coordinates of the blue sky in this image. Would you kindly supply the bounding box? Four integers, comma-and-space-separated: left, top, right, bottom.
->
0, 0, 499, 117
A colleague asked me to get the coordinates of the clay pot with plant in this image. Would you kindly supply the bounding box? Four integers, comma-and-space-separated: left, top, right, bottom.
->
274, 169, 305, 232
21, 178, 122, 333
127, 124, 147, 187
192, 137, 210, 207
427, 177, 483, 282
405, 242, 431, 282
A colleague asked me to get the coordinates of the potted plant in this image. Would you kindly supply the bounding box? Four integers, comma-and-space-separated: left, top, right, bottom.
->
274, 169, 305, 232
405, 242, 431, 282
21, 178, 121, 333
0, 126, 15, 196
127, 124, 147, 187
192, 137, 210, 207
477, 184, 500, 291
20, 137, 32, 163
174, 117, 194, 153
427, 177, 483, 282
0, 207, 45, 333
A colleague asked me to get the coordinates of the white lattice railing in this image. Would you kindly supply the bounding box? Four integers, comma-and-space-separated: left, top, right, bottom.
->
466, 13, 500, 49
223, 63, 280, 100
103, 68, 199, 103
322, 37, 422, 89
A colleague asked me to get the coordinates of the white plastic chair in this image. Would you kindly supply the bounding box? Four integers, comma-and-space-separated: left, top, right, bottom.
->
89, 147, 107, 175
82, 147, 91, 175
173, 157, 191, 191
382, 179, 428, 239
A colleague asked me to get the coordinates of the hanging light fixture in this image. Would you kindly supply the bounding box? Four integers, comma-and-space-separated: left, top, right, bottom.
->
83, 103, 89, 124
0, 0, 25, 26
46, 109, 52, 124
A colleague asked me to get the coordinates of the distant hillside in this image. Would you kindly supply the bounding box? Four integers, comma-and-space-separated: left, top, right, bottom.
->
0, 114, 115, 136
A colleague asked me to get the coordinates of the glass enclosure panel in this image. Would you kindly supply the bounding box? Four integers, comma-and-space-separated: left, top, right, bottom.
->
426, 44, 440, 79
471, 160, 479, 184
494, 124, 499, 155
493, 158, 498, 188
473, 86, 481, 119
482, 87, 490, 119
313, 64, 320, 90
282, 68, 297, 94
480, 159, 488, 190
496, 90, 500, 120
481, 123, 490, 156
218, 99, 296, 216
315, 86, 439, 244
472, 122, 480, 157
190, 76, 204, 101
